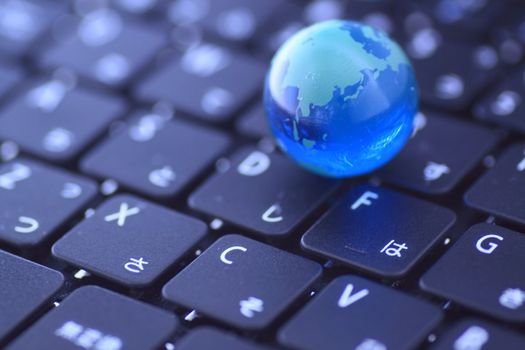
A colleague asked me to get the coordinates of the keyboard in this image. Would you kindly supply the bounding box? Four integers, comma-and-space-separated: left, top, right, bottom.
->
1, 0, 525, 349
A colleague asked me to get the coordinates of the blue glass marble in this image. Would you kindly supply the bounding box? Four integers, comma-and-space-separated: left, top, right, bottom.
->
264, 20, 418, 178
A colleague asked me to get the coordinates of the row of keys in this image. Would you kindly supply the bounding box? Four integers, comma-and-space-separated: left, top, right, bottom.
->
3, 139, 524, 255
5, 237, 525, 349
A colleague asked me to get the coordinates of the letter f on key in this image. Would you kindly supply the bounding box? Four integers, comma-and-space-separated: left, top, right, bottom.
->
351, 191, 379, 210
338, 284, 369, 308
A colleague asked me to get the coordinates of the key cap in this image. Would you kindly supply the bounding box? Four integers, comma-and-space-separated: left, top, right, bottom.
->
135, 43, 265, 123
431, 319, 525, 350
279, 275, 442, 350
177, 327, 271, 350
0, 250, 63, 344
378, 111, 500, 194
474, 67, 525, 133
0, 0, 63, 56
235, 104, 271, 139
81, 113, 231, 199
189, 148, 340, 236
490, 14, 525, 65
406, 39, 499, 111
421, 223, 525, 322
0, 159, 97, 247
465, 144, 525, 226
302, 185, 455, 277
40, 9, 165, 87
167, 0, 284, 44
0, 78, 125, 162
7, 285, 178, 350
0, 64, 22, 101
53, 194, 207, 288
409, 0, 505, 40
162, 234, 321, 330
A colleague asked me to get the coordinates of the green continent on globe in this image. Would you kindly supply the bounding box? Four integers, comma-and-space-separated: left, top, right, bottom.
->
278, 20, 408, 118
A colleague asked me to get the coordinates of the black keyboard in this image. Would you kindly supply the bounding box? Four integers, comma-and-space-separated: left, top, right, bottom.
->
1, 0, 525, 349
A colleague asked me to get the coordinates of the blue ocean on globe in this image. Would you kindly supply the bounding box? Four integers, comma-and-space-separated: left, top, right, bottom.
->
264, 20, 418, 178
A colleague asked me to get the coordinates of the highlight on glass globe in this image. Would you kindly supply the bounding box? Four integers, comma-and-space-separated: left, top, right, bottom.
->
264, 19, 418, 178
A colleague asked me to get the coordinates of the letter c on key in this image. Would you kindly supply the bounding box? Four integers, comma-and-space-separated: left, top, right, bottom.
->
220, 246, 247, 264
476, 234, 504, 255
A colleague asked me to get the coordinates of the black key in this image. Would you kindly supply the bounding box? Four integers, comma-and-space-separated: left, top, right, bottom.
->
490, 13, 525, 65
302, 185, 455, 277
7, 285, 178, 350
0, 78, 125, 162
410, 0, 505, 40
53, 194, 207, 288
189, 148, 339, 236
465, 144, 525, 226
167, 0, 284, 44
135, 43, 265, 123
163, 234, 321, 330
235, 104, 271, 139
81, 113, 231, 198
41, 9, 165, 87
431, 319, 525, 350
177, 327, 271, 350
0, 0, 63, 56
407, 40, 498, 111
474, 67, 525, 133
378, 111, 500, 194
421, 223, 525, 322
0, 250, 63, 344
279, 275, 442, 350
0, 64, 22, 100
0, 159, 97, 247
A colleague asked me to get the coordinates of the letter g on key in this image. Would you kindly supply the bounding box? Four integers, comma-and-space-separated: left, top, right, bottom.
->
476, 234, 504, 255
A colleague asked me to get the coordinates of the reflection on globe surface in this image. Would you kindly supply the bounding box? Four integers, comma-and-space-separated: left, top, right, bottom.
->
264, 20, 418, 178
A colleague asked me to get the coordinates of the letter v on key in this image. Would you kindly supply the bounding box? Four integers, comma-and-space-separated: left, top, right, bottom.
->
337, 284, 370, 308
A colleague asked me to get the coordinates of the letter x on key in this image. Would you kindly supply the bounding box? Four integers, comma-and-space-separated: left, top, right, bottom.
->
104, 202, 141, 227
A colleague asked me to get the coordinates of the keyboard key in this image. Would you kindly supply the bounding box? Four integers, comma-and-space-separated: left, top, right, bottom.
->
189, 148, 339, 236
167, 0, 284, 44
0, 64, 22, 100
41, 9, 165, 87
0, 250, 63, 344
177, 327, 271, 350
465, 144, 525, 226
378, 111, 500, 194
431, 319, 525, 350
474, 67, 525, 133
0, 78, 125, 162
235, 104, 271, 139
7, 285, 178, 350
53, 194, 207, 288
408, 0, 505, 40
0, 0, 63, 56
0, 159, 97, 247
135, 43, 265, 123
81, 113, 230, 198
491, 13, 525, 65
302, 185, 455, 277
406, 40, 498, 111
279, 275, 442, 350
421, 223, 525, 322
163, 234, 321, 330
